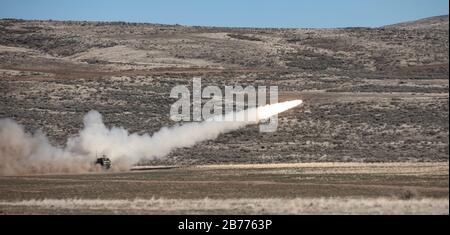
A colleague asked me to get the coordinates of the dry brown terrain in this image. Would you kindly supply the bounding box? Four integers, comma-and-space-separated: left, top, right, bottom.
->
0, 16, 448, 214
0, 162, 448, 214
0, 16, 448, 165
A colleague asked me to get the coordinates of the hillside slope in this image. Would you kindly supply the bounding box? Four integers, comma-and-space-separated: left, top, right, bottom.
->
0, 16, 448, 164
384, 15, 449, 30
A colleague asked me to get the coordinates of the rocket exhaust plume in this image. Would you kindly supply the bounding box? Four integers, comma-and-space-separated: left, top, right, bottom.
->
257, 100, 303, 120
0, 100, 302, 176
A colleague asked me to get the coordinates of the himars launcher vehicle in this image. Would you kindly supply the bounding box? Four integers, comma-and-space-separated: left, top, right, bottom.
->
95, 154, 112, 170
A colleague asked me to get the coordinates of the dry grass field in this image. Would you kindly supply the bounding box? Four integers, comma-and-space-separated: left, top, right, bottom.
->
0, 162, 448, 214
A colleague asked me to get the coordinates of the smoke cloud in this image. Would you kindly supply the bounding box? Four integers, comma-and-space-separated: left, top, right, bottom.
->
0, 100, 302, 176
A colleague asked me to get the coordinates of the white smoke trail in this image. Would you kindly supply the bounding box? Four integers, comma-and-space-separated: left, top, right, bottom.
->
0, 100, 302, 175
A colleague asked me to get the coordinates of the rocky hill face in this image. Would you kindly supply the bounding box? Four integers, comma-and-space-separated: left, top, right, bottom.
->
0, 16, 448, 164
385, 15, 449, 30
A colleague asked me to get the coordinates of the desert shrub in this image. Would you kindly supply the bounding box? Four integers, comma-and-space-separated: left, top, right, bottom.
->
398, 189, 417, 200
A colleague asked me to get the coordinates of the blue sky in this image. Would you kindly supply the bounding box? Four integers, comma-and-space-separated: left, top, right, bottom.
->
0, 0, 448, 28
